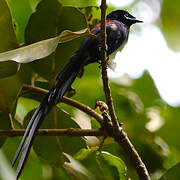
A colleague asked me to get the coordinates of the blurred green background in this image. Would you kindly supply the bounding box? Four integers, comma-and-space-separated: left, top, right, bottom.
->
0, 0, 180, 179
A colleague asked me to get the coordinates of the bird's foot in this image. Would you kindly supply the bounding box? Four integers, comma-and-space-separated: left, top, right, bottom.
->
98, 44, 108, 53
77, 68, 84, 78
67, 87, 76, 97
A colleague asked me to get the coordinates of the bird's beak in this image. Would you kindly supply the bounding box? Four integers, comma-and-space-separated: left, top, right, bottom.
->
133, 18, 143, 23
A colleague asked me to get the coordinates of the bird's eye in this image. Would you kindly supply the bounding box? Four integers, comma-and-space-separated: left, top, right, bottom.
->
124, 13, 130, 19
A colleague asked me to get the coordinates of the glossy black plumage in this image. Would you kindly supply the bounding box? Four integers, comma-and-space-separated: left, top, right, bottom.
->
12, 10, 142, 179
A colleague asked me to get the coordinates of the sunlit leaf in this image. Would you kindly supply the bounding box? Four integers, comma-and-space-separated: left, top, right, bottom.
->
58, 0, 98, 7
6, 0, 38, 43
25, 0, 87, 79
0, 28, 88, 64
59, 28, 89, 43
15, 97, 40, 122
74, 147, 98, 160
0, 150, 15, 180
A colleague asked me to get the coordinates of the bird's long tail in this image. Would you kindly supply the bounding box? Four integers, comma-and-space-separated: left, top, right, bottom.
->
12, 52, 84, 179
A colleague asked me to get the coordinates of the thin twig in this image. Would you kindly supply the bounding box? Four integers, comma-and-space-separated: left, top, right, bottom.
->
22, 84, 104, 125
100, 0, 120, 131
0, 129, 105, 137
88, 32, 101, 41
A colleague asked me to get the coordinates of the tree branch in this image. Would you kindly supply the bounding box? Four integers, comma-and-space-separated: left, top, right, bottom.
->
22, 84, 104, 125
102, 112, 150, 180
0, 129, 105, 137
99, 2, 151, 179
100, 0, 120, 131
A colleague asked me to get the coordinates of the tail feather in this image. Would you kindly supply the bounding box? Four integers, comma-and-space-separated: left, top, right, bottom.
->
16, 106, 45, 180
13, 52, 84, 179
12, 105, 43, 167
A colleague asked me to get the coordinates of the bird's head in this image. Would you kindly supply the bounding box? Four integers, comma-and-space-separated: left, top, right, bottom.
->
107, 10, 142, 27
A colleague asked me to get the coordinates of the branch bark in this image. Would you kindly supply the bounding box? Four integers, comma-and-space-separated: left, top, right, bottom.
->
22, 85, 104, 125
102, 112, 150, 180
99, 1, 151, 179
0, 129, 105, 137
100, 0, 120, 131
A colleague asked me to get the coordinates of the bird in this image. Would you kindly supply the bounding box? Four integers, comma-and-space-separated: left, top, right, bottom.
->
12, 10, 142, 179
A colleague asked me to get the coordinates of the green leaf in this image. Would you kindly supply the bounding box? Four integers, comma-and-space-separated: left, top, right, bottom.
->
0, 75, 22, 113
161, 0, 180, 51
0, 74, 22, 147
159, 162, 180, 180
15, 97, 40, 122
59, 28, 89, 43
74, 147, 98, 160
6, 0, 41, 43
29, 106, 86, 165
99, 151, 127, 180
0, 0, 18, 52
25, 0, 87, 80
63, 153, 95, 180
58, 0, 98, 7
128, 71, 161, 108
75, 148, 127, 180
72, 63, 103, 107
157, 106, 180, 150
0, 36, 59, 63
25, 108, 64, 166
0, 0, 19, 79
55, 108, 86, 156
2, 137, 44, 179
0, 150, 16, 180
0, 28, 88, 64
0, 61, 19, 79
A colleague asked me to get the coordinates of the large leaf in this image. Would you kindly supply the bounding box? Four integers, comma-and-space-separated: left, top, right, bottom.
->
0, 74, 22, 147
6, 0, 42, 43
27, 106, 86, 165
25, 0, 87, 80
24, 108, 64, 166
15, 97, 40, 123
159, 162, 180, 180
0, 0, 19, 79
0, 28, 88, 63
0, 61, 19, 79
1, 137, 43, 180
0, 75, 22, 113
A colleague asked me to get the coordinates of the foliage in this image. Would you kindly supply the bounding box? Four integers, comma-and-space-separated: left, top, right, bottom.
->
0, 0, 180, 179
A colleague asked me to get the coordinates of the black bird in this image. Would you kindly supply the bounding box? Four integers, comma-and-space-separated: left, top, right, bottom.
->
12, 10, 142, 179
